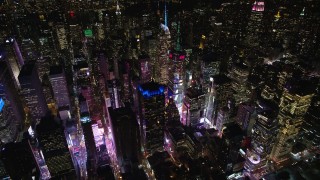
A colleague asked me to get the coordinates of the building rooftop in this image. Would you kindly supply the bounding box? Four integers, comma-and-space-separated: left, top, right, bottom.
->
185, 87, 204, 99
212, 74, 232, 85
285, 78, 316, 96
19, 61, 36, 77
138, 81, 165, 98
49, 65, 63, 75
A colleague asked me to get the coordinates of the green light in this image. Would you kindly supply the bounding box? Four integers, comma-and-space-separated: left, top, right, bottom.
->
84, 29, 93, 37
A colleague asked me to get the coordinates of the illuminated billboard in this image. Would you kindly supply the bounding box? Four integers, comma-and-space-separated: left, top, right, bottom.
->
0, 98, 4, 112
84, 29, 93, 37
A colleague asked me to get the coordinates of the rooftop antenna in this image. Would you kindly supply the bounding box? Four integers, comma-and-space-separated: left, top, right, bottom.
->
164, 0, 168, 27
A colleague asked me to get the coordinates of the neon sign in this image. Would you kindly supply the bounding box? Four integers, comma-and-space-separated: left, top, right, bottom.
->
179, 55, 185, 60
0, 98, 4, 112
138, 85, 165, 98
169, 53, 185, 61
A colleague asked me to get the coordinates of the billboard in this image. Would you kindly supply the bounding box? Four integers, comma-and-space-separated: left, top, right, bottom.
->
84, 29, 93, 37
0, 98, 4, 112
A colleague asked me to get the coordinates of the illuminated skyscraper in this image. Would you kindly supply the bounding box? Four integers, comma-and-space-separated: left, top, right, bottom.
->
3, 37, 24, 88
215, 107, 229, 136
157, 23, 171, 84
138, 81, 166, 154
19, 61, 48, 124
210, 75, 234, 125
270, 79, 315, 166
244, 99, 278, 178
168, 50, 185, 105
49, 66, 71, 121
56, 24, 68, 50
245, 0, 265, 47
228, 63, 250, 105
138, 54, 152, 84
79, 94, 98, 177
182, 87, 206, 126
107, 79, 121, 109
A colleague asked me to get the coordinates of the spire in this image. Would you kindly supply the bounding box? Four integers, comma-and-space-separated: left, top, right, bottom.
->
300, 7, 305, 16
252, 0, 264, 12
274, 10, 281, 21
164, 0, 168, 27
175, 21, 181, 51
116, 1, 121, 15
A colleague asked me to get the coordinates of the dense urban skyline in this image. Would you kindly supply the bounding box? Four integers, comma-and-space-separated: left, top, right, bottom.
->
0, 0, 319, 179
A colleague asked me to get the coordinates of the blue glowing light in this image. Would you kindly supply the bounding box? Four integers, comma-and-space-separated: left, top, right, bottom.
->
0, 98, 4, 112
80, 116, 90, 123
138, 85, 165, 98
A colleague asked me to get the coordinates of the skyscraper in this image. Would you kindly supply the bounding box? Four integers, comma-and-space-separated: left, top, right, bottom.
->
168, 49, 185, 106
19, 61, 48, 124
270, 79, 315, 166
245, 0, 265, 47
108, 104, 140, 172
157, 23, 171, 85
79, 94, 98, 177
138, 81, 166, 154
244, 99, 278, 178
3, 37, 24, 88
49, 66, 71, 121
138, 54, 152, 84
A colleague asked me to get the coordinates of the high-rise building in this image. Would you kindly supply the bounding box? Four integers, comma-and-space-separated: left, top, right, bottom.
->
182, 87, 206, 126
157, 23, 171, 84
245, 0, 265, 47
56, 24, 68, 50
236, 102, 255, 135
201, 51, 221, 89
36, 56, 50, 82
138, 54, 152, 84
19, 61, 48, 124
244, 99, 278, 178
270, 79, 315, 167
138, 81, 166, 154
215, 107, 229, 136
0, 61, 24, 143
79, 94, 98, 177
3, 37, 24, 88
49, 66, 71, 121
108, 105, 140, 172
36, 116, 76, 179
210, 75, 234, 124
228, 63, 250, 105
107, 79, 121, 109
168, 50, 185, 106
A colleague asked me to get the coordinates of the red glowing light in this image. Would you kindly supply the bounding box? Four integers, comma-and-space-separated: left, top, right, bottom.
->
179, 55, 185, 60
169, 53, 173, 59
70, 11, 75, 17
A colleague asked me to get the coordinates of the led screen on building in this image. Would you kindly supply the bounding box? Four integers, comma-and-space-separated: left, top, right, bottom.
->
0, 98, 4, 112
84, 29, 93, 37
